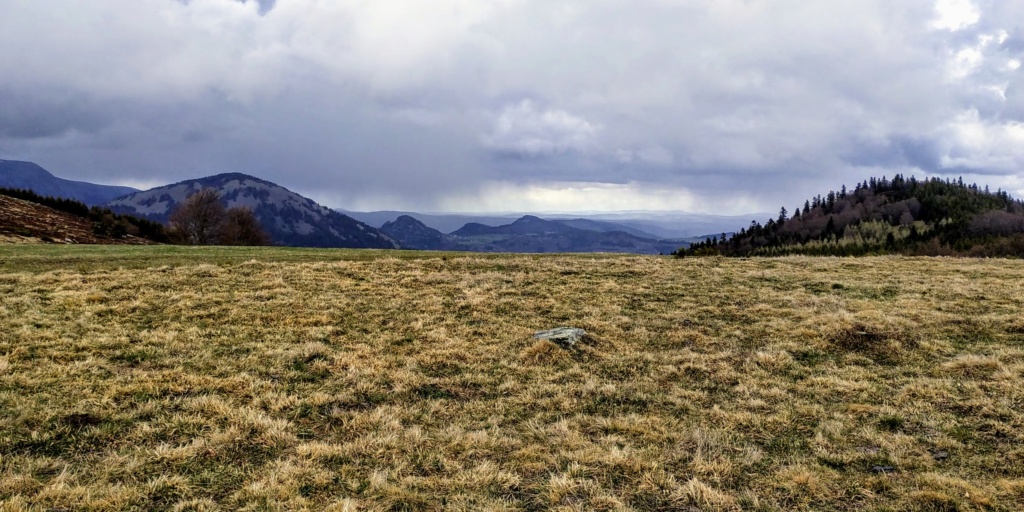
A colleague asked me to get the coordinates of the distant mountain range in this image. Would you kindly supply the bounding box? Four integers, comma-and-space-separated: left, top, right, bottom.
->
381, 214, 682, 254
0, 159, 138, 205
0, 158, 757, 253
549, 218, 661, 239
106, 173, 397, 249
380, 215, 460, 251
342, 209, 763, 239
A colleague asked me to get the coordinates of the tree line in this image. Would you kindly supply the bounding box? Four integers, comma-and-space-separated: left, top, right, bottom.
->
676, 175, 1024, 257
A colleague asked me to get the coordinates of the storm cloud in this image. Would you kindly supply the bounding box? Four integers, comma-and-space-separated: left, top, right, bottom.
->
1, 0, 1022, 213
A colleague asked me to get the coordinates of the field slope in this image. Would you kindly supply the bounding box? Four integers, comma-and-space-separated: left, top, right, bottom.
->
1, 247, 1022, 510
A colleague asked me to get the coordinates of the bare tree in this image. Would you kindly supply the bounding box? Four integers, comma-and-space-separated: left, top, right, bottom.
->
168, 188, 226, 245
969, 210, 1024, 237
220, 206, 271, 246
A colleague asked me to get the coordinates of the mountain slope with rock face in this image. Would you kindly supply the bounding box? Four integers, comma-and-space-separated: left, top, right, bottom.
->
0, 159, 138, 206
106, 173, 397, 249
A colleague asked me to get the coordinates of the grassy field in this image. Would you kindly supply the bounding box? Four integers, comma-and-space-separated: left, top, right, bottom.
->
1, 246, 1022, 511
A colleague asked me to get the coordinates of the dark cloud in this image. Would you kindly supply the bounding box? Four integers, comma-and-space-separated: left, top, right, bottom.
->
1000, 30, 1024, 53
1, 0, 1022, 213
254, 0, 275, 14
0, 88, 109, 139
842, 135, 944, 171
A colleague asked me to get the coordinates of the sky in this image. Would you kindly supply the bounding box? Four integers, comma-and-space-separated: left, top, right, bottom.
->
1, 0, 1023, 214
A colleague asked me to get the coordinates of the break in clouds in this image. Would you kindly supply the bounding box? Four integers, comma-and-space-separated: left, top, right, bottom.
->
1, 0, 1022, 213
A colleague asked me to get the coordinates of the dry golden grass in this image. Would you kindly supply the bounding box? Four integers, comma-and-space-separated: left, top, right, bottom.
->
1, 246, 1023, 510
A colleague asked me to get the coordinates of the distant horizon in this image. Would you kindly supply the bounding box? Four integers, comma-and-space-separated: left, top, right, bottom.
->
0, 155, 1003, 220
336, 207, 773, 218
3, 156, 774, 218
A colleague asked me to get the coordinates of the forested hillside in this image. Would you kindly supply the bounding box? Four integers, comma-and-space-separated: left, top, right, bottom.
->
677, 175, 1024, 257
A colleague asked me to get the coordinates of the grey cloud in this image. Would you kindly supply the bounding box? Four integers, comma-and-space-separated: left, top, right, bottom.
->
481, 100, 600, 158
0, 88, 109, 139
1, 0, 1023, 213
1000, 30, 1024, 53
253, 0, 275, 14
842, 135, 944, 171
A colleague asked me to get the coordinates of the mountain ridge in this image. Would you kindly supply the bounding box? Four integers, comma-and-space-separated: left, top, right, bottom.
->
384, 214, 679, 254
380, 215, 458, 251
0, 159, 138, 206
341, 209, 763, 239
106, 173, 398, 249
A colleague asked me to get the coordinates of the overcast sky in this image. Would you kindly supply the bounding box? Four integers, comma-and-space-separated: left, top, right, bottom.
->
1, 0, 1022, 214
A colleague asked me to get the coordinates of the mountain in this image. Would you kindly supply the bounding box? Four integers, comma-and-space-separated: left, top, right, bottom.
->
0, 159, 139, 206
340, 210, 524, 234
379, 213, 682, 254
340, 209, 762, 239
549, 218, 661, 239
678, 175, 1024, 257
451, 215, 578, 237
446, 215, 679, 254
106, 173, 397, 249
380, 215, 457, 250
544, 211, 769, 239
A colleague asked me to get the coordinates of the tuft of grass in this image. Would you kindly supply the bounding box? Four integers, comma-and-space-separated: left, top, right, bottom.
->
1, 245, 1024, 509
521, 339, 567, 364
827, 315, 919, 365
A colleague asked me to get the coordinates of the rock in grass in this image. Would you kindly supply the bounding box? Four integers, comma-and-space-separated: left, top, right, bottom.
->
871, 465, 895, 474
533, 327, 585, 348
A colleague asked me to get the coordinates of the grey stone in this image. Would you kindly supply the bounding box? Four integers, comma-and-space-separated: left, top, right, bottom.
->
534, 327, 585, 347
871, 465, 895, 473
932, 450, 949, 461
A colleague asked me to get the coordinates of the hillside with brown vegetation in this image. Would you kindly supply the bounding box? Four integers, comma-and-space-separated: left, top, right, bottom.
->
1, 246, 1022, 510
0, 194, 154, 245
